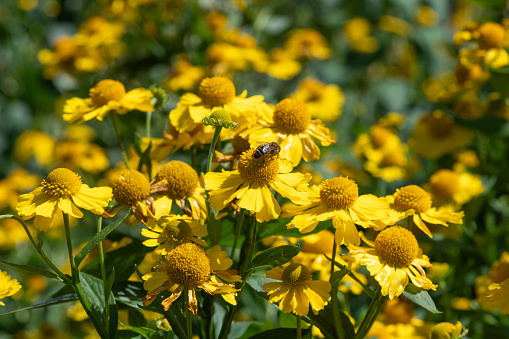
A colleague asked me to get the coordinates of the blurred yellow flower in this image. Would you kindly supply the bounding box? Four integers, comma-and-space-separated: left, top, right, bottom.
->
0, 270, 22, 306
143, 243, 241, 314
343, 226, 437, 300
425, 169, 483, 209
242, 98, 335, 166
343, 18, 379, 53
263, 263, 331, 316
13, 130, 56, 167
430, 321, 467, 339
63, 79, 154, 123
416, 5, 438, 27
163, 54, 206, 92
255, 48, 301, 80
0, 169, 41, 211
379, 15, 411, 37
17, 168, 112, 231
204, 146, 311, 222
284, 29, 331, 60
291, 78, 344, 122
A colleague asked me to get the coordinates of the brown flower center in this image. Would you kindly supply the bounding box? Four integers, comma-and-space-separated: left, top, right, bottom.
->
162, 219, 194, 246
154, 161, 199, 200
282, 263, 312, 285
165, 243, 210, 286
112, 169, 150, 205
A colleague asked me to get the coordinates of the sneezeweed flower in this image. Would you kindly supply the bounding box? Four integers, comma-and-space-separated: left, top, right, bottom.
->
0, 270, 22, 306
13, 130, 56, 167
282, 176, 390, 246
143, 243, 241, 314
343, 17, 379, 53
17, 168, 113, 231
104, 169, 155, 225
142, 214, 208, 259
383, 185, 464, 237
425, 169, 483, 209
476, 252, 509, 311
415, 5, 438, 27
63, 79, 154, 123
242, 98, 335, 166
163, 54, 206, 92
291, 78, 345, 122
343, 226, 437, 299
255, 48, 302, 80
204, 146, 311, 222
284, 29, 331, 60
263, 263, 331, 316
430, 321, 467, 339
409, 111, 474, 159
378, 15, 411, 37
151, 161, 207, 220
0, 168, 40, 211
169, 76, 265, 133
477, 279, 509, 314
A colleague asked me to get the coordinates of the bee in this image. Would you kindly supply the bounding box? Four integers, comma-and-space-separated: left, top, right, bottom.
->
253, 142, 280, 159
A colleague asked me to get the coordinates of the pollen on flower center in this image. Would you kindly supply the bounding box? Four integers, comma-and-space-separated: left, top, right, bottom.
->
89, 80, 126, 107
162, 219, 194, 245
478, 22, 506, 50
155, 161, 199, 199
273, 98, 311, 134
237, 148, 279, 184
393, 185, 432, 213
165, 243, 210, 286
320, 177, 359, 209
429, 169, 460, 201
199, 77, 236, 107
374, 226, 419, 267
112, 169, 150, 205
41, 168, 82, 198
282, 263, 312, 285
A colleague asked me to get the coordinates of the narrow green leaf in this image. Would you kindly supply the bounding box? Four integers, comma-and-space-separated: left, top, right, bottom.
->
329, 269, 349, 285
251, 244, 300, 270
141, 296, 187, 339
305, 304, 355, 339
127, 308, 147, 327
403, 288, 441, 314
138, 141, 153, 177
207, 215, 222, 247
0, 260, 60, 281
75, 209, 130, 267
119, 325, 163, 339
0, 295, 77, 316
133, 133, 144, 156
105, 268, 116, 305
257, 219, 331, 239
247, 328, 310, 339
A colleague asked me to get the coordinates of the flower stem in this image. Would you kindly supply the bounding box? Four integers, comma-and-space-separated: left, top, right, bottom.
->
296, 315, 302, 339
354, 287, 388, 339
63, 213, 78, 281
146, 111, 153, 138
331, 282, 345, 339
230, 208, 245, 261
111, 112, 130, 169
96, 215, 110, 330
190, 145, 197, 172
331, 238, 337, 276
405, 216, 413, 232
206, 126, 222, 173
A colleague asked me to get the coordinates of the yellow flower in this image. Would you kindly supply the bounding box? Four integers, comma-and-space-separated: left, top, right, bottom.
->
142, 214, 208, 259
150, 161, 207, 220
163, 54, 206, 92
284, 29, 331, 60
242, 98, 335, 166
255, 48, 301, 80
0, 270, 22, 306
378, 15, 411, 37
263, 263, 331, 316
13, 130, 56, 167
409, 111, 474, 159
16, 168, 113, 231
143, 243, 241, 314
343, 18, 379, 53
383, 185, 464, 237
343, 226, 437, 299
54, 139, 109, 174
104, 169, 155, 225
416, 5, 438, 27
169, 77, 265, 133
0, 169, 41, 212
476, 252, 509, 311
204, 147, 311, 222
478, 279, 509, 314
291, 78, 345, 122
425, 169, 483, 208
282, 176, 390, 246
63, 79, 154, 123
430, 321, 466, 339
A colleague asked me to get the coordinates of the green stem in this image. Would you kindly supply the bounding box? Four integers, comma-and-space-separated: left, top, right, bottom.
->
331, 238, 337, 276
190, 145, 197, 172
296, 315, 301, 339
111, 112, 130, 169
331, 283, 344, 339
406, 216, 413, 232
354, 287, 388, 339
146, 111, 153, 138
206, 126, 222, 173
231, 208, 246, 260
0, 215, 71, 284
63, 213, 78, 281
96, 216, 109, 332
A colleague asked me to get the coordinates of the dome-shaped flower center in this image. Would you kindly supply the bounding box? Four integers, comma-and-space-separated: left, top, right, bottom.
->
393, 185, 432, 213
320, 177, 359, 209
41, 168, 82, 198
165, 243, 210, 286
383, 297, 415, 325
155, 161, 199, 200
54, 37, 78, 61
478, 22, 506, 50
429, 169, 460, 201
162, 219, 194, 245
232, 132, 251, 155
282, 263, 312, 285
369, 125, 392, 148
237, 148, 279, 184
90, 80, 126, 107
112, 169, 150, 205
302, 230, 335, 254
374, 226, 419, 267
273, 98, 311, 134
199, 77, 236, 107
424, 112, 454, 139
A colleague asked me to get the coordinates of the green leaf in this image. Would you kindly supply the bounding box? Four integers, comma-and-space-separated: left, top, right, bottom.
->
247, 328, 311, 339
329, 269, 349, 285
127, 308, 147, 327
114, 281, 146, 308
468, 0, 507, 11
0, 260, 60, 281
251, 244, 300, 270
403, 287, 441, 314
74, 209, 130, 267
133, 133, 144, 156
142, 297, 187, 339
118, 325, 163, 339
0, 295, 77, 316
305, 304, 355, 339
207, 215, 222, 247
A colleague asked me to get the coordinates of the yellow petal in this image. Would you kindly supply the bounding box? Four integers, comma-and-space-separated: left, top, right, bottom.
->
58, 198, 84, 218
